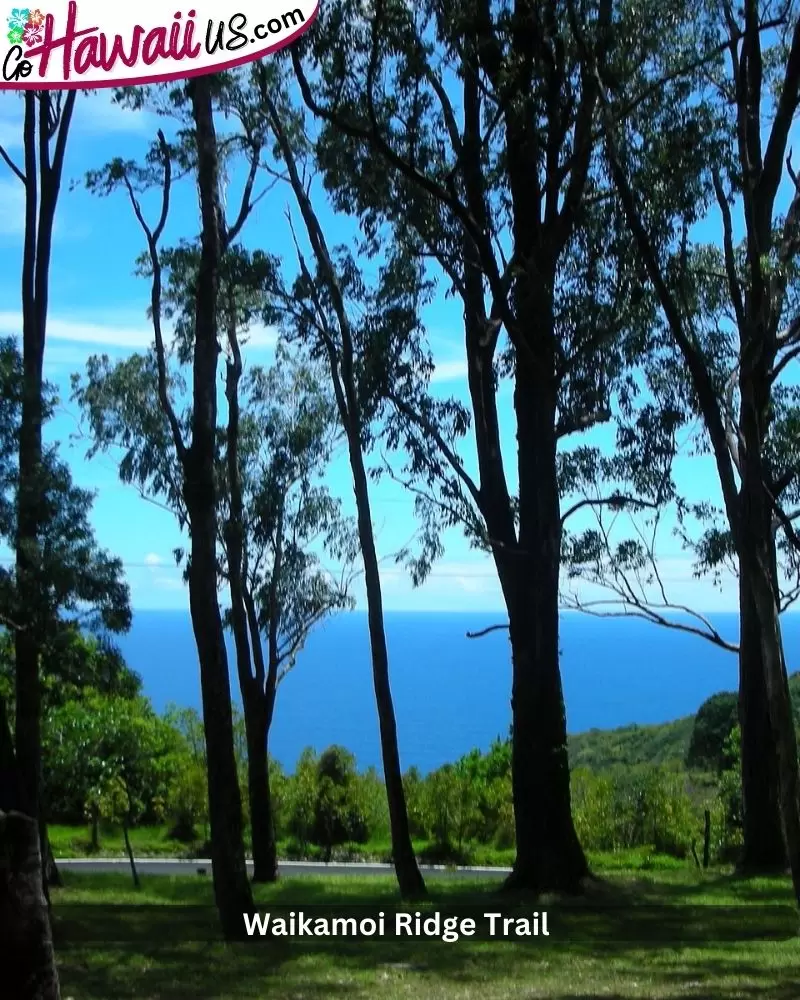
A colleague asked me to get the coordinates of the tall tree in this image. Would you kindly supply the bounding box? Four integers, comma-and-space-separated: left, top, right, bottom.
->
573, 0, 800, 896
289, 0, 669, 890
77, 78, 257, 936
158, 239, 356, 882
183, 71, 255, 935
253, 67, 428, 899
0, 92, 75, 870
220, 352, 355, 882
76, 77, 354, 895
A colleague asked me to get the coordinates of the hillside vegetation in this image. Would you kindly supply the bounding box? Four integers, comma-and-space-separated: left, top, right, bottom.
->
568, 672, 800, 772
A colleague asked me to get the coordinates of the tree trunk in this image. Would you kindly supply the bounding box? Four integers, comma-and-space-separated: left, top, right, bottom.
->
122, 818, 140, 889
739, 365, 800, 904
505, 361, 588, 893
14, 93, 45, 843
261, 94, 426, 901
0, 810, 60, 1000
349, 439, 426, 900
0, 696, 25, 814
741, 540, 800, 902
244, 700, 278, 883
42, 824, 61, 890
186, 74, 254, 939
738, 565, 786, 872
15, 95, 75, 894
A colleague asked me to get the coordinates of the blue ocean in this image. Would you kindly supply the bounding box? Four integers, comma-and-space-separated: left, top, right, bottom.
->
115, 610, 800, 774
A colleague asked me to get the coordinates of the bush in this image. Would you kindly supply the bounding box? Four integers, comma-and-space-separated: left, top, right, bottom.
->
686, 692, 738, 773
711, 726, 743, 863
284, 746, 372, 859
573, 765, 697, 858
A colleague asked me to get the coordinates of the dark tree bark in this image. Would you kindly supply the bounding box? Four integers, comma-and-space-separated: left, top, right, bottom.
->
505, 363, 588, 891
261, 87, 426, 899
12, 93, 75, 886
186, 74, 255, 936
349, 439, 426, 899
224, 307, 279, 885
738, 557, 785, 872
291, 1, 602, 892
0, 811, 60, 1000
738, 346, 800, 898
587, 4, 800, 901
243, 699, 278, 883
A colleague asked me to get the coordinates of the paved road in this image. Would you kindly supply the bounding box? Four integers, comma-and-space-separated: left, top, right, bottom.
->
56, 858, 511, 879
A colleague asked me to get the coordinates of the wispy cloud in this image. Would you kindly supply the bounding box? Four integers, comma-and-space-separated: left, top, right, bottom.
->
144, 553, 163, 567
74, 92, 160, 138
0, 91, 158, 153
430, 358, 468, 384
0, 310, 280, 352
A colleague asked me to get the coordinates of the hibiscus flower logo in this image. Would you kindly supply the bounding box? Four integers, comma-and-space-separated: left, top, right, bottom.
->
22, 19, 40, 44
6, 7, 46, 47
6, 7, 29, 31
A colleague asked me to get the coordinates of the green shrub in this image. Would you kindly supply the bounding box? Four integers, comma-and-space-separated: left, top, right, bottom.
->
573, 765, 697, 858
686, 692, 738, 772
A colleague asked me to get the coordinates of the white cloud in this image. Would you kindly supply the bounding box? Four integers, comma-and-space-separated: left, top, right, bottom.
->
561, 555, 740, 614
74, 92, 158, 138
241, 323, 279, 351
430, 358, 468, 384
0, 310, 280, 352
0, 310, 152, 348
0, 92, 156, 159
144, 553, 163, 567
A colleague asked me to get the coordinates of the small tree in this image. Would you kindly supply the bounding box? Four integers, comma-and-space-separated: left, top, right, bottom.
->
687, 693, 740, 774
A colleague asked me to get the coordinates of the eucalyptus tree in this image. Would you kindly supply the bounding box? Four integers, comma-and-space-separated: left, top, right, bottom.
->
75, 80, 354, 889
0, 335, 130, 899
561, 267, 800, 871
74, 75, 258, 935
143, 236, 356, 882
288, 0, 679, 890
251, 66, 429, 899
572, 0, 800, 894
0, 91, 76, 900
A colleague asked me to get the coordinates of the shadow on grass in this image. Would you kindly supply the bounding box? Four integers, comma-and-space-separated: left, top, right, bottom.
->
52, 870, 800, 1000
55, 932, 800, 1000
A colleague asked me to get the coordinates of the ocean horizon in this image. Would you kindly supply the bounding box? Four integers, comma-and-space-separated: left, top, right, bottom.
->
115, 608, 795, 775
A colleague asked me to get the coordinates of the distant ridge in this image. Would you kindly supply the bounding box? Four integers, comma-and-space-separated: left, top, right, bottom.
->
568, 672, 800, 772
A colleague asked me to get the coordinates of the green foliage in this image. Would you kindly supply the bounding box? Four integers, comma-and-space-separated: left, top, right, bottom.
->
568, 716, 694, 771
0, 338, 131, 637
686, 692, 739, 773
712, 726, 744, 864
281, 746, 373, 858
0, 625, 141, 711
572, 766, 698, 858
43, 692, 186, 830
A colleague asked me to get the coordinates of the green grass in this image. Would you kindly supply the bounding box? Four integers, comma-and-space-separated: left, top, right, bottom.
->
48, 824, 519, 867
48, 823, 198, 859
53, 865, 800, 999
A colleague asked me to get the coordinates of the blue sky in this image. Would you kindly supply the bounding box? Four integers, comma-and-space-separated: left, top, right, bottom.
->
0, 87, 770, 616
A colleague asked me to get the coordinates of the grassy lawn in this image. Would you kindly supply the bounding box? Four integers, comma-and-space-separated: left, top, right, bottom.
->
48, 823, 519, 867
52, 865, 800, 1000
